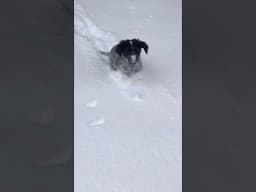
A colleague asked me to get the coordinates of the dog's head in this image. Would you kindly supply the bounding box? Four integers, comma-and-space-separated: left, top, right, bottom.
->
116, 39, 149, 64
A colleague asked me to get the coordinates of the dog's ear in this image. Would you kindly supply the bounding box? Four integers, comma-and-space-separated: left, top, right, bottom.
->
116, 41, 126, 56
139, 40, 149, 54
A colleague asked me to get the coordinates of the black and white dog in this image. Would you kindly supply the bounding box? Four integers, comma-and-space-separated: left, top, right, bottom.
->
100, 38, 149, 76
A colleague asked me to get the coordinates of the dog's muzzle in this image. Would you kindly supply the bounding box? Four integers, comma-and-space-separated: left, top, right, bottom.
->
128, 54, 138, 64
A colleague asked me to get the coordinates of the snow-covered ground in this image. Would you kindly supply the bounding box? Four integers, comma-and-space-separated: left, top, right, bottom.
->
75, 0, 181, 191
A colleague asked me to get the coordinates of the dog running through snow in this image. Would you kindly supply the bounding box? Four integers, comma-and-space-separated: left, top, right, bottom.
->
100, 38, 149, 76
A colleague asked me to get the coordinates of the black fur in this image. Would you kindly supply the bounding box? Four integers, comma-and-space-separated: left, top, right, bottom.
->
116, 39, 149, 57
100, 38, 149, 76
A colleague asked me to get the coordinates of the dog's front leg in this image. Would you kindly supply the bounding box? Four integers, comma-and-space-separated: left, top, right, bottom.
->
134, 60, 142, 73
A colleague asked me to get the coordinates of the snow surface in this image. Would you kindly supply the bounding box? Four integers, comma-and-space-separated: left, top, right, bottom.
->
75, 0, 181, 191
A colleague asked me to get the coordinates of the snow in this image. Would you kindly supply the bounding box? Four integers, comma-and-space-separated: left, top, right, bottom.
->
75, 0, 181, 191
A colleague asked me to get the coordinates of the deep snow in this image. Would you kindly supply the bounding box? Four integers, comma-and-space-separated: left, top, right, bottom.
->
75, 0, 181, 191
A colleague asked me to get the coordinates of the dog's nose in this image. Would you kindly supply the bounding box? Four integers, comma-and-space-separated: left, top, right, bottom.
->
130, 55, 136, 63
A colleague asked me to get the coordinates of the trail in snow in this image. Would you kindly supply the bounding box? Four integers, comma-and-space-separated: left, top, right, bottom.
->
74, 3, 118, 53
75, 3, 148, 100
